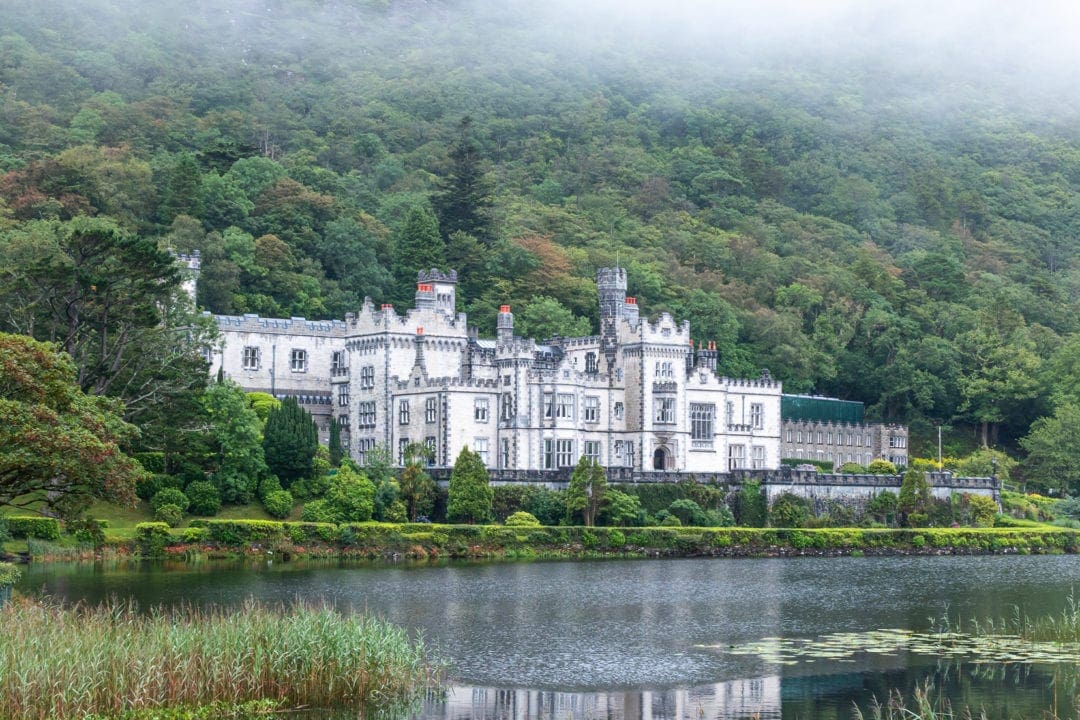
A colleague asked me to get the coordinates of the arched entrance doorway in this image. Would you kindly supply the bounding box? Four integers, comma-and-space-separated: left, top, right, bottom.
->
653, 447, 667, 471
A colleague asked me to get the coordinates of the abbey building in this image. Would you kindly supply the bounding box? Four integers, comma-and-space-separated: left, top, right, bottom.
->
205, 268, 787, 474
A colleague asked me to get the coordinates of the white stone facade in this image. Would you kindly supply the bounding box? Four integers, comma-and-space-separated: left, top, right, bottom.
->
780, 420, 909, 469
207, 268, 784, 472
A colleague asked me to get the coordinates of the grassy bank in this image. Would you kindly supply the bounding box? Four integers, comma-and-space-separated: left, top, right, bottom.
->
0, 595, 441, 720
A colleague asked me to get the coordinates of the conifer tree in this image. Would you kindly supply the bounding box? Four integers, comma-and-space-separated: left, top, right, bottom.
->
898, 468, 931, 525
328, 417, 343, 467
391, 204, 445, 302
433, 116, 493, 245
446, 446, 493, 524
262, 397, 318, 488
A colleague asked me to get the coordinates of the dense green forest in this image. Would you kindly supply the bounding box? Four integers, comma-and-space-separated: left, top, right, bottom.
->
1, 0, 1079, 484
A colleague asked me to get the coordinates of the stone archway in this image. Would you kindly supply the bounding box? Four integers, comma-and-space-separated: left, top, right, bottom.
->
653, 447, 667, 471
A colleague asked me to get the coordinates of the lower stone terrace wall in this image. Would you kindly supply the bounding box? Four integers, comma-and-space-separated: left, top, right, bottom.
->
427, 467, 999, 503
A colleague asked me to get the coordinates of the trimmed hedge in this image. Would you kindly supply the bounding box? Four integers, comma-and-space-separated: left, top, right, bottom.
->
166, 520, 1080, 559
5, 516, 61, 540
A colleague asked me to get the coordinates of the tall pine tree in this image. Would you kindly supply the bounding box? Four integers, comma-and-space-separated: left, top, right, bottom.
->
262, 397, 318, 487
392, 204, 445, 303
433, 116, 493, 245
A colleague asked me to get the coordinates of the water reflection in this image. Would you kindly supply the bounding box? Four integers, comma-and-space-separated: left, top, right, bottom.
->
427, 678, 783, 720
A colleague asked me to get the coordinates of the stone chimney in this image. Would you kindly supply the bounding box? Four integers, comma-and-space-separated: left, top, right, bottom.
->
497, 304, 514, 342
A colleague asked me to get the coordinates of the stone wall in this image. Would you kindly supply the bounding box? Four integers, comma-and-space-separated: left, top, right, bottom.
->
428, 465, 1000, 505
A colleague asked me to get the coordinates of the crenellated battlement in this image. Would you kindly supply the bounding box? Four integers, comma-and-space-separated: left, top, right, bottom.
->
720, 376, 782, 390
209, 312, 349, 336
417, 268, 458, 284
393, 375, 500, 391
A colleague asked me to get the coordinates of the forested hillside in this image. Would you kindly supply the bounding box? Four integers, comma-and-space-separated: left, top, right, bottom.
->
1, 0, 1079, 474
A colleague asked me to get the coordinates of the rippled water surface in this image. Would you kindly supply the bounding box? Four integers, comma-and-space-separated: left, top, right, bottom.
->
17, 555, 1080, 718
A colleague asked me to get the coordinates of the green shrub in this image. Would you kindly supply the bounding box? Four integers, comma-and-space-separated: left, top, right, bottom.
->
505, 511, 541, 527
324, 465, 375, 522
789, 530, 812, 549
911, 534, 926, 548
527, 488, 567, 526
735, 481, 767, 527
867, 459, 898, 475
0, 518, 9, 544
151, 488, 190, 514
0, 562, 21, 587
966, 494, 998, 527
908, 512, 930, 527
5, 516, 61, 540
68, 519, 106, 546
154, 504, 184, 527
185, 481, 222, 516
133, 451, 167, 474
608, 529, 626, 547
492, 485, 542, 521
868, 491, 898, 525
667, 499, 705, 526
135, 523, 172, 556
300, 499, 337, 523
382, 499, 408, 523
769, 493, 810, 528
259, 475, 285, 500
660, 515, 683, 527
188, 520, 290, 545
674, 533, 704, 554
263, 490, 294, 519
182, 527, 207, 543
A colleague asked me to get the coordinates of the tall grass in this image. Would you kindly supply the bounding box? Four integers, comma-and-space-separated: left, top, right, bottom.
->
0, 595, 442, 720
934, 593, 1080, 644
854, 682, 981, 720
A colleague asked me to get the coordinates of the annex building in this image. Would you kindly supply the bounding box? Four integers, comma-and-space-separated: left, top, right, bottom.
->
205, 267, 788, 474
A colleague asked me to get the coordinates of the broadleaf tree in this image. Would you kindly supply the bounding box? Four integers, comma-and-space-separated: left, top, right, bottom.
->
0, 333, 146, 517
565, 456, 607, 526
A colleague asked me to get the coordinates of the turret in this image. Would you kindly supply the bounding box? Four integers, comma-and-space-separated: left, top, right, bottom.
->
597, 267, 628, 322
417, 269, 457, 314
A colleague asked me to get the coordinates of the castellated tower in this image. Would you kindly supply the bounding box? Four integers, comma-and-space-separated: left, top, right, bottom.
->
597, 267, 627, 321
415, 269, 458, 314
597, 267, 627, 365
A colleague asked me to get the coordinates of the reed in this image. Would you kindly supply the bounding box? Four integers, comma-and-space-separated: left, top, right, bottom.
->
854, 683, 974, 720
0, 595, 442, 720
934, 592, 1080, 644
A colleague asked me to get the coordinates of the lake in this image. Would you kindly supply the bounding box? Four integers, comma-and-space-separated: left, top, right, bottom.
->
15, 555, 1080, 719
